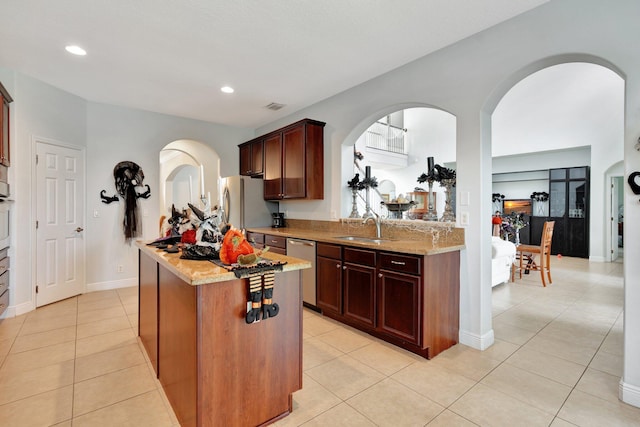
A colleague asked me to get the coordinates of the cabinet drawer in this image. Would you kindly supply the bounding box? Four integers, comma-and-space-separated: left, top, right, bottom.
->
265, 234, 286, 249
344, 247, 376, 266
379, 252, 421, 276
0, 270, 7, 296
317, 243, 341, 260
0, 247, 8, 260
0, 255, 8, 276
0, 287, 8, 317
246, 232, 265, 247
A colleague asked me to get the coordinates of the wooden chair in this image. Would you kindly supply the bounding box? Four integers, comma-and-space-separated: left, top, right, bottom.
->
512, 221, 555, 287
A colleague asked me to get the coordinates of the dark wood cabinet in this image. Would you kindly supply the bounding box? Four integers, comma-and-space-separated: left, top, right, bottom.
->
316, 243, 342, 315
239, 139, 263, 177
315, 241, 459, 359
378, 252, 421, 345
0, 82, 12, 168
265, 234, 287, 255
262, 119, 325, 200
263, 133, 283, 199
343, 247, 376, 328
246, 231, 265, 249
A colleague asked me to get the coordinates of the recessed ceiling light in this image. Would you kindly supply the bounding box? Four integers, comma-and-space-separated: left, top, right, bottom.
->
220, 86, 234, 94
65, 45, 87, 56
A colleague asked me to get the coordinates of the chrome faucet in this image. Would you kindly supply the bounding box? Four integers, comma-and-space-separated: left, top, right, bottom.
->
363, 212, 382, 239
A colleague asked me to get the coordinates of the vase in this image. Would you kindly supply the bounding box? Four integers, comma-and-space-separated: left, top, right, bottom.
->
439, 179, 456, 222
348, 188, 360, 218
515, 229, 521, 246
424, 179, 438, 221
362, 186, 375, 219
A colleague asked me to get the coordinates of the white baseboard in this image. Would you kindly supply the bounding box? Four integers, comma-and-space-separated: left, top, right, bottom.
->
459, 328, 495, 351
86, 277, 137, 293
620, 380, 640, 408
589, 255, 606, 262
1, 300, 35, 319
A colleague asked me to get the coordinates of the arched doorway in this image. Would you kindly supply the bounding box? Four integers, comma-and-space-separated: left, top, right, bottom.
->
159, 139, 220, 223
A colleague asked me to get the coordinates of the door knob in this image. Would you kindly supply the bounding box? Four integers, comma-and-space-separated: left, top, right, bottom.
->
75, 227, 84, 232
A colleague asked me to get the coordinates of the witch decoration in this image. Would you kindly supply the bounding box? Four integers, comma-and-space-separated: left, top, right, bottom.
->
101, 161, 152, 242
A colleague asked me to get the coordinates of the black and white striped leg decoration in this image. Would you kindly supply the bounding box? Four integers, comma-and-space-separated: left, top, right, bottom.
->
261, 272, 279, 319
245, 274, 263, 324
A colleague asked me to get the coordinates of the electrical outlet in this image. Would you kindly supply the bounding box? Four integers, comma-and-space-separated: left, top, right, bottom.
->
461, 211, 470, 226
93, 209, 99, 218
117, 265, 124, 273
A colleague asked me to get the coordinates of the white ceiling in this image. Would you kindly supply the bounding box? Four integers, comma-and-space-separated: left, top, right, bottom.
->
0, 0, 549, 128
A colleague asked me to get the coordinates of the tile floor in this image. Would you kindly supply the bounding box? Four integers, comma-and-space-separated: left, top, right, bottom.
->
0, 256, 639, 426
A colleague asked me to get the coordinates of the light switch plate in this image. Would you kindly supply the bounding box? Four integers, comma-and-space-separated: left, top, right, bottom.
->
461, 211, 470, 226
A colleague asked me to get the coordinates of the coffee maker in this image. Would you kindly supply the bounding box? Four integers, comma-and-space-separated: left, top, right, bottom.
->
272, 212, 286, 228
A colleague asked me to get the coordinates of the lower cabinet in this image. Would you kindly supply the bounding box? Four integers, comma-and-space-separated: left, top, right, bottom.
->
343, 247, 376, 328
316, 243, 342, 315
265, 234, 287, 255
315, 242, 459, 359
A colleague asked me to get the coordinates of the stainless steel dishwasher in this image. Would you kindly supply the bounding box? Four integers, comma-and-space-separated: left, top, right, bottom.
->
286, 238, 317, 307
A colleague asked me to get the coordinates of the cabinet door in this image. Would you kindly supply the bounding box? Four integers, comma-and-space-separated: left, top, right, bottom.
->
251, 140, 263, 176
282, 125, 306, 199
343, 262, 376, 327
239, 143, 251, 176
317, 255, 342, 315
263, 133, 283, 199
378, 270, 420, 345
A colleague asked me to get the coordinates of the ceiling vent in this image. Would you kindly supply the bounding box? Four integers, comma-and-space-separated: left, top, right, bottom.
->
265, 102, 285, 111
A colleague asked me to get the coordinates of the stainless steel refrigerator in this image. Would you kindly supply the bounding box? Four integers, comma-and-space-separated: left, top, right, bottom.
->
220, 176, 277, 229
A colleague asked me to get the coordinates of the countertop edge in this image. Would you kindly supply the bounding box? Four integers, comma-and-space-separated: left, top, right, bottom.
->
246, 227, 465, 255
136, 241, 311, 286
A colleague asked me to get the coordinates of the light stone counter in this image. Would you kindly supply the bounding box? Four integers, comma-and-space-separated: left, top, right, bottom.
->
136, 241, 311, 286
247, 219, 465, 256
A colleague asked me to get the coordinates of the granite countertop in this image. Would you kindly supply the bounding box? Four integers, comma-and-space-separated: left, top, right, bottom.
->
136, 241, 311, 286
245, 226, 465, 256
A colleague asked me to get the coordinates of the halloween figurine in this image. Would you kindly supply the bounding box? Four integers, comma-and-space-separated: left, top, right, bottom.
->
113, 161, 146, 241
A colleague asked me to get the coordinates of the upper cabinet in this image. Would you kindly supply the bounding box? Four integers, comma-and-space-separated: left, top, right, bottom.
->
240, 118, 325, 200
0, 82, 13, 167
239, 138, 263, 177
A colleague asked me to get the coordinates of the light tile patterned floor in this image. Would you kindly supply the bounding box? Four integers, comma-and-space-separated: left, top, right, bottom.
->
0, 256, 639, 426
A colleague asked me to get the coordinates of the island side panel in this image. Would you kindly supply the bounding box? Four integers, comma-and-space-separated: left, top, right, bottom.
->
422, 251, 460, 358
158, 264, 198, 427
139, 250, 159, 375
197, 270, 303, 427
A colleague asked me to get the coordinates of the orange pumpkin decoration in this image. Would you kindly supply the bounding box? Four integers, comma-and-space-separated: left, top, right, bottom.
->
219, 229, 254, 264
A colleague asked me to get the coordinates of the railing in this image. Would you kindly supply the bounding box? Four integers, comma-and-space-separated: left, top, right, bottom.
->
365, 121, 406, 154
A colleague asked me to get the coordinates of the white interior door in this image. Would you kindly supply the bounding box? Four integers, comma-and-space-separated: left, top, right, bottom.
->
36, 141, 86, 306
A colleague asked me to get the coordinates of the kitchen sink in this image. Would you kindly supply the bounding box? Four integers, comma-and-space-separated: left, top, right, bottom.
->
334, 236, 392, 244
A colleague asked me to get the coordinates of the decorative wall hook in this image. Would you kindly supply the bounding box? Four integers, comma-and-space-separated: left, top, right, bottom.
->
100, 190, 119, 204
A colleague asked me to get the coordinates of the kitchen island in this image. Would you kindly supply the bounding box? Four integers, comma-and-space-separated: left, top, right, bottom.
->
137, 242, 310, 427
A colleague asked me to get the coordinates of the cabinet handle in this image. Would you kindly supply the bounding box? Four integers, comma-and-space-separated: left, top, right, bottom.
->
336, 264, 341, 269
378, 273, 383, 278
343, 266, 347, 270
390, 260, 406, 266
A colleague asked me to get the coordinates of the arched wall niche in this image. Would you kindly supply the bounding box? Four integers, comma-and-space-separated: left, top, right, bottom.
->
159, 139, 220, 217
340, 103, 457, 219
